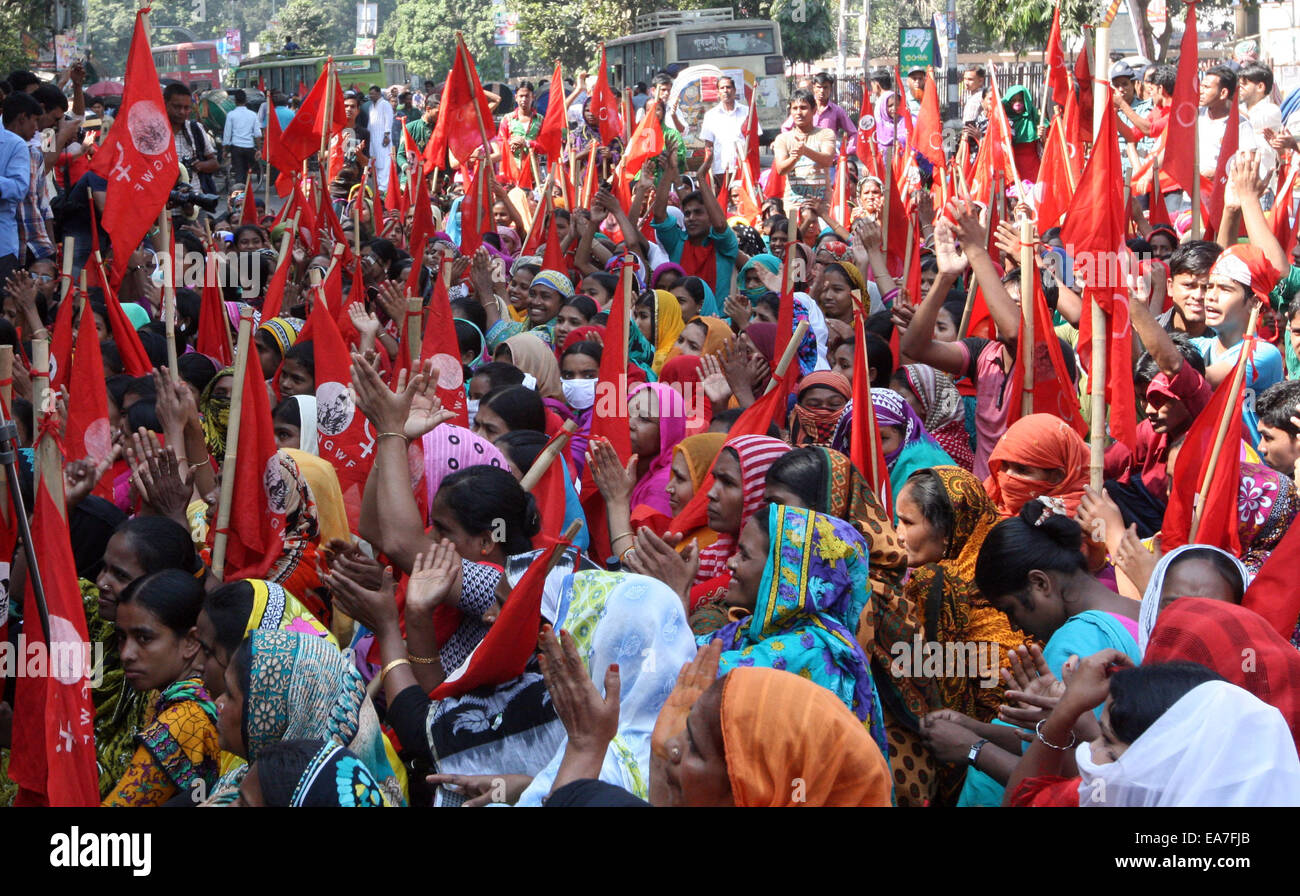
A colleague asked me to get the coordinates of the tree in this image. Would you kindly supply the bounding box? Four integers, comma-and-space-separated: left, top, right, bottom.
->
770, 0, 835, 65
381, 0, 504, 84
258, 0, 356, 55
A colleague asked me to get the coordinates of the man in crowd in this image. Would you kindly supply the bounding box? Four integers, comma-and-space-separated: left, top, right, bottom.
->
222, 89, 261, 189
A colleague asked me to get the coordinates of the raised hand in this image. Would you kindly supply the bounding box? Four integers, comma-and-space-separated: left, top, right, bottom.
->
322, 562, 399, 637
537, 623, 620, 753
698, 353, 732, 406
586, 436, 637, 505
405, 541, 461, 613
932, 217, 969, 276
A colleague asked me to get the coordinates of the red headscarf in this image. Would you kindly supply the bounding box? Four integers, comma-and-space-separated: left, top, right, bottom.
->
984, 413, 1090, 517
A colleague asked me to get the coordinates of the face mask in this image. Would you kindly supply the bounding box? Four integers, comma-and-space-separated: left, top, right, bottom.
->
562, 378, 597, 411
150, 265, 166, 287
466, 398, 480, 429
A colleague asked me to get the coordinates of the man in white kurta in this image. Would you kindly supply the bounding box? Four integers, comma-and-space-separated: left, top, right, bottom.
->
367, 85, 395, 192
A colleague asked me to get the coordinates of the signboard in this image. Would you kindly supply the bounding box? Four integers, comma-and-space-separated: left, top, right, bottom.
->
899, 26, 936, 73
54, 32, 80, 69
493, 9, 519, 46
225, 28, 242, 53
354, 38, 376, 54
357, 2, 378, 37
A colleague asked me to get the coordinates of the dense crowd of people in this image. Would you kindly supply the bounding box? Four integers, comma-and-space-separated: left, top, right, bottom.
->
2, 12, 1300, 809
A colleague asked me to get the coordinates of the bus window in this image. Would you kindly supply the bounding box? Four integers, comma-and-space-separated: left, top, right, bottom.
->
676, 29, 776, 61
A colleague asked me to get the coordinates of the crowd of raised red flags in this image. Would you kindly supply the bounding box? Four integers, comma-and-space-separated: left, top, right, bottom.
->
3, 3, 1300, 809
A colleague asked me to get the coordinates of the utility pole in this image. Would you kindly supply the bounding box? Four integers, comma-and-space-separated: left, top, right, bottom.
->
860, 0, 871, 80
947, 0, 958, 119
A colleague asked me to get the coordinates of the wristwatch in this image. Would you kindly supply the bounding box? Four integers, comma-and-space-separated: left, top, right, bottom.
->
967, 738, 990, 767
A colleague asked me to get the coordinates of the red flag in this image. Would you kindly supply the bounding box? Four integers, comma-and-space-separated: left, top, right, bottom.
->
1061, 99, 1139, 452
9, 445, 99, 806
1243, 515, 1300, 637
196, 254, 234, 366
1006, 273, 1088, 437
1163, 1, 1200, 198
1206, 85, 1240, 233
1045, 5, 1071, 110
1161, 343, 1250, 556
856, 86, 882, 177
263, 93, 290, 198
65, 298, 115, 499
622, 99, 665, 180
238, 170, 258, 227
417, 261, 470, 428
384, 153, 406, 222
590, 44, 624, 145
1072, 42, 1094, 147
459, 157, 491, 256
405, 165, 435, 296
92, 250, 152, 378
427, 39, 493, 166
831, 148, 851, 227
850, 298, 892, 518
580, 260, 634, 561
912, 70, 945, 169
88, 9, 179, 285
310, 294, 374, 530
297, 80, 308, 100
219, 332, 287, 579
276, 59, 346, 168
529, 428, 574, 542
536, 60, 567, 160
1270, 153, 1299, 253
317, 187, 354, 267
429, 536, 573, 698
542, 205, 566, 274
47, 281, 75, 391
1036, 118, 1078, 230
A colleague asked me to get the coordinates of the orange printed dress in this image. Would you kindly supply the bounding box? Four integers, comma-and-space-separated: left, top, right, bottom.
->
102, 677, 219, 807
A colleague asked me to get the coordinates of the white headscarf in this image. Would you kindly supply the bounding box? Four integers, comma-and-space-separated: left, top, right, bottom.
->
1077, 680, 1300, 807
292, 394, 319, 454
516, 571, 697, 806
1137, 545, 1251, 657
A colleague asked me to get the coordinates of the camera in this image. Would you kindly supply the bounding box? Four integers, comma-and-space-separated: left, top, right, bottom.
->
168, 184, 221, 213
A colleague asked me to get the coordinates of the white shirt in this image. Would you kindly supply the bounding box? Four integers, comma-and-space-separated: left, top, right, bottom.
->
1197, 107, 1256, 179
367, 98, 394, 145
222, 105, 261, 149
699, 102, 752, 174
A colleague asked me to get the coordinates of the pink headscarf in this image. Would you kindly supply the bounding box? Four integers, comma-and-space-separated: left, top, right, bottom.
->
628, 382, 689, 516
422, 424, 509, 515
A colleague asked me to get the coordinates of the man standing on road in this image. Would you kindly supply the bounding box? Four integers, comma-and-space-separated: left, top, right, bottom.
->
222, 89, 261, 188
367, 84, 394, 191
699, 75, 755, 191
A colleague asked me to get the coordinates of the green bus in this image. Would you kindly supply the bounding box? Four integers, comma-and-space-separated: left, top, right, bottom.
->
230, 53, 389, 96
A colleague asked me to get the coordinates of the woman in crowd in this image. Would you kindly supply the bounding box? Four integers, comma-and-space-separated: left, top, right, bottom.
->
873, 387, 955, 512
894, 364, 975, 472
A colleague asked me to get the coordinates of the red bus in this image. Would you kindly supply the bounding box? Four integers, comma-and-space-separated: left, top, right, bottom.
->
152, 41, 221, 92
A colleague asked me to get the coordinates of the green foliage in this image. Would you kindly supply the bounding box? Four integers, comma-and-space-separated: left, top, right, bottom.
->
770, 0, 835, 65
381, 0, 504, 83
0, 0, 63, 77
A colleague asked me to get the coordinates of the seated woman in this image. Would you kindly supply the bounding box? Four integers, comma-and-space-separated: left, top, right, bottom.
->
894, 364, 974, 472
103, 571, 220, 807
672, 315, 734, 360
788, 371, 853, 452
667, 433, 727, 518
872, 387, 954, 515
271, 396, 352, 553
700, 503, 890, 759
668, 276, 718, 321
1136, 545, 1249, 656
538, 641, 891, 806
277, 341, 316, 399
1005, 652, 1300, 807
494, 429, 591, 553
497, 333, 569, 421
237, 739, 386, 807
255, 317, 303, 381
633, 289, 685, 376
210, 630, 406, 806
486, 269, 573, 350
552, 294, 599, 352
559, 341, 600, 472
472, 384, 548, 442
984, 413, 1089, 518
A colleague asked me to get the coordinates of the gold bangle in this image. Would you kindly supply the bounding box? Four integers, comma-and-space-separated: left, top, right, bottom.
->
609, 530, 633, 545
379, 657, 410, 685
408, 653, 440, 665
376, 431, 406, 442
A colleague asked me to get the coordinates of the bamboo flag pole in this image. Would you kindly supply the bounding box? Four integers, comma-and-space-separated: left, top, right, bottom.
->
959, 180, 997, 337
0, 345, 11, 529
764, 321, 810, 394
158, 210, 178, 374
1019, 215, 1035, 417
519, 419, 579, 491
1189, 307, 1260, 541
520, 165, 558, 250
30, 338, 48, 459
211, 311, 255, 580
25, 337, 54, 639
899, 216, 916, 290
1089, 24, 1111, 492
320, 58, 335, 163
457, 32, 495, 157
406, 296, 422, 366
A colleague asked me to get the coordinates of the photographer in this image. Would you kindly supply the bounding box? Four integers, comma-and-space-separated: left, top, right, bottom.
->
164, 83, 219, 193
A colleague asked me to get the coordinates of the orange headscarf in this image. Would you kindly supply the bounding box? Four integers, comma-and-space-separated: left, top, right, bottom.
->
720, 667, 892, 806
984, 413, 1090, 517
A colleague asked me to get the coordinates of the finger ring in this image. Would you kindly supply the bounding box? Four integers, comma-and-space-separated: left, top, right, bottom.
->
670, 746, 681, 760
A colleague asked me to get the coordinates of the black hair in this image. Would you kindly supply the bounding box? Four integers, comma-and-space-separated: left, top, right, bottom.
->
114, 514, 204, 578
582, 272, 618, 301
124, 375, 157, 404
2, 90, 40, 125
272, 396, 302, 429
471, 361, 525, 392
450, 298, 487, 333
901, 468, 957, 548
202, 580, 263, 655
1167, 239, 1222, 278
964, 65, 986, 78
1108, 662, 1225, 745
162, 83, 193, 102
765, 447, 829, 509
437, 466, 540, 554
117, 569, 205, 636
563, 294, 599, 322
454, 318, 483, 364
709, 406, 781, 437
174, 288, 201, 340
136, 328, 169, 368
1256, 380, 1300, 437
178, 351, 218, 394
106, 374, 132, 411
675, 276, 708, 309
251, 738, 325, 806
974, 499, 1090, 601
1134, 331, 1206, 387
100, 341, 123, 376
479, 384, 546, 433
1149, 64, 1176, 95
562, 341, 602, 366
6, 70, 37, 92
494, 429, 548, 474
651, 72, 674, 88
282, 341, 315, 379
679, 190, 705, 210
754, 291, 780, 320
790, 88, 816, 109
1204, 64, 1238, 97
864, 331, 893, 388
233, 88, 248, 105
1238, 62, 1273, 93
32, 83, 67, 114
125, 400, 162, 433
